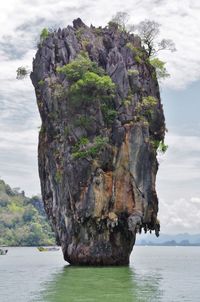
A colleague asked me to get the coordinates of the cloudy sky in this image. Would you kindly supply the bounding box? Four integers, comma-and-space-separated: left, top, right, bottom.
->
0, 0, 200, 234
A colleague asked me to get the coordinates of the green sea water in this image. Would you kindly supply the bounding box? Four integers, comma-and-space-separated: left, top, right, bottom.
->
0, 246, 199, 301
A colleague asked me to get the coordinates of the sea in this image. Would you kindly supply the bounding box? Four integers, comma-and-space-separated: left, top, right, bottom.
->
0, 246, 199, 302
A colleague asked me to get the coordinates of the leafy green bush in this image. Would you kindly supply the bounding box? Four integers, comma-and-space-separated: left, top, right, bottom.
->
150, 58, 170, 79
150, 139, 168, 154
135, 55, 143, 64
142, 96, 158, 107
126, 43, 144, 64
101, 103, 117, 126
57, 53, 117, 127
72, 136, 108, 159
57, 53, 104, 83
57, 53, 115, 110
38, 79, 45, 86
150, 139, 160, 150
158, 141, 168, 153
79, 137, 90, 146
69, 71, 115, 105
136, 96, 158, 121
40, 28, 49, 43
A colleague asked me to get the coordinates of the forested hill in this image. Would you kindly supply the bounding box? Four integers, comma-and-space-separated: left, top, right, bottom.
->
0, 179, 55, 246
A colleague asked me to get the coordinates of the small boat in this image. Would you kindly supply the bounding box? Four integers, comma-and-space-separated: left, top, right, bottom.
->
0, 249, 8, 255
37, 246, 60, 252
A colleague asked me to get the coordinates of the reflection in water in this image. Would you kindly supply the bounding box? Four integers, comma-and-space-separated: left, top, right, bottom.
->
41, 265, 162, 302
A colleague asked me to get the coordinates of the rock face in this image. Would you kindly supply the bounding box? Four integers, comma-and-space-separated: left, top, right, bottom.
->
31, 19, 165, 265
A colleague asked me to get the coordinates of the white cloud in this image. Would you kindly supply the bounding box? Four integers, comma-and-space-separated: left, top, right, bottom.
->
159, 196, 200, 234
190, 197, 200, 205
158, 133, 200, 183
0, 127, 40, 196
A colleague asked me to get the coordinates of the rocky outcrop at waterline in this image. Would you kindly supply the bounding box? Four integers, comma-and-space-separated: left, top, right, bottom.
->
31, 18, 165, 265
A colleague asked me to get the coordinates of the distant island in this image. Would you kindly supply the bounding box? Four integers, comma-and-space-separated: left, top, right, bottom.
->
0, 179, 55, 246
136, 233, 200, 246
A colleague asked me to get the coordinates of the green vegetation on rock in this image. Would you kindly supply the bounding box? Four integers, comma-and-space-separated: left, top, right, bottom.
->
40, 28, 49, 44
126, 43, 145, 64
149, 58, 170, 79
57, 53, 115, 109
57, 52, 116, 128
69, 71, 115, 106
101, 104, 117, 126
72, 136, 108, 159
136, 96, 158, 121
38, 79, 45, 86
150, 139, 168, 154
57, 53, 104, 82
0, 179, 55, 246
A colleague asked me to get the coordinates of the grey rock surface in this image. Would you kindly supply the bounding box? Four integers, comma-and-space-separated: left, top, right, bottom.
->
31, 19, 165, 265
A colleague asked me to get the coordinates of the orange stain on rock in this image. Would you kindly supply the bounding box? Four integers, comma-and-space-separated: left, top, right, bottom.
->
93, 171, 113, 218
114, 125, 135, 214
78, 125, 135, 218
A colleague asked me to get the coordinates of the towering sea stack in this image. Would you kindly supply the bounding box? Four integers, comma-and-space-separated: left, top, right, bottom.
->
31, 18, 165, 265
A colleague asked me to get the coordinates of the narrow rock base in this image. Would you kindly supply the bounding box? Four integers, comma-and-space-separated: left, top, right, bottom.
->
62, 231, 136, 266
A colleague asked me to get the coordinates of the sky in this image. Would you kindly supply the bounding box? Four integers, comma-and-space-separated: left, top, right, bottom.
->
0, 0, 200, 234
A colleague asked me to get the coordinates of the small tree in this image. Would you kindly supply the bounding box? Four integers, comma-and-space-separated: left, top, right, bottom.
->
111, 12, 129, 31
134, 19, 176, 57
16, 66, 30, 80
111, 12, 176, 58
40, 28, 49, 44
110, 12, 175, 81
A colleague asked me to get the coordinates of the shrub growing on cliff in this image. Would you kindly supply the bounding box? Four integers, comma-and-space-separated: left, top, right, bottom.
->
150, 139, 168, 154
16, 66, 30, 79
126, 43, 145, 64
110, 12, 176, 80
158, 140, 168, 153
57, 53, 115, 109
149, 58, 170, 79
72, 136, 108, 159
142, 96, 158, 107
129, 19, 176, 58
101, 103, 117, 126
40, 28, 49, 44
69, 71, 115, 105
57, 53, 104, 82
136, 96, 158, 121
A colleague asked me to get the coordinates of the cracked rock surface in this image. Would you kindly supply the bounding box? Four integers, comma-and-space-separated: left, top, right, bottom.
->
31, 18, 165, 265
